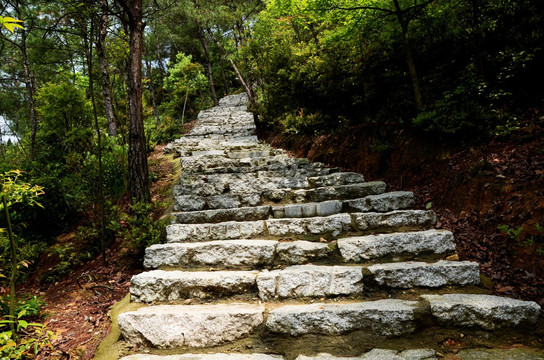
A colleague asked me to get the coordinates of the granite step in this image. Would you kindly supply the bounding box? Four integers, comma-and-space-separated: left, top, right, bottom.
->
120, 355, 284, 360
170, 192, 414, 224
265, 299, 420, 337
166, 210, 436, 243
422, 293, 541, 330
174, 182, 387, 211
118, 294, 541, 350
131, 261, 479, 303
143, 240, 331, 269
118, 350, 439, 360
118, 304, 264, 348
173, 172, 363, 198
338, 229, 456, 262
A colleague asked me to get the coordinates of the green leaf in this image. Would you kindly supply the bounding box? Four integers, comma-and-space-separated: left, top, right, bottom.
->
17, 309, 27, 318
17, 319, 29, 330
2, 17, 24, 23
0, 341, 16, 352
425, 202, 433, 209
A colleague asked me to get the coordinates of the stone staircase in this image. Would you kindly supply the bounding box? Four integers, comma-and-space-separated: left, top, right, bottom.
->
116, 94, 542, 360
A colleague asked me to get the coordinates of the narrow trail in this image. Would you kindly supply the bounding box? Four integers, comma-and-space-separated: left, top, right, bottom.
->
108, 94, 542, 360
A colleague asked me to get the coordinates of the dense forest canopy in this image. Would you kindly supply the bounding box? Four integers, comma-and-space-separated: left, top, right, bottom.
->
0, 0, 543, 332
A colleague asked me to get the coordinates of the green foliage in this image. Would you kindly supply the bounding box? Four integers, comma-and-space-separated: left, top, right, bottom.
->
0, 171, 44, 210
0, 171, 45, 285
160, 52, 210, 120
148, 116, 184, 144
241, 0, 544, 138
499, 223, 544, 256
0, 295, 45, 319
412, 66, 513, 138
116, 202, 167, 264
281, 109, 326, 135
41, 241, 95, 284
0, 295, 54, 360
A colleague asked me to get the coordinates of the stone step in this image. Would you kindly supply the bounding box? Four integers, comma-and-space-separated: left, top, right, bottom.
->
171, 192, 414, 224
422, 293, 541, 330
143, 240, 279, 269
165, 137, 262, 156
130, 270, 259, 302
184, 126, 256, 138
132, 261, 479, 303
171, 206, 272, 224
118, 294, 541, 350
174, 182, 386, 211
121, 355, 284, 360
119, 349, 439, 360
166, 210, 435, 243
256, 265, 364, 300
296, 350, 437, 360
118, 303, 264, 348
227, 149, 285, 159
144, 240, 331, 269
266, 299, 420, 337
174, 171, 362, 198
180, 155, 318, 175
338, 229, 455, 261
367, 260, 480, 288
180, 154, 294, 172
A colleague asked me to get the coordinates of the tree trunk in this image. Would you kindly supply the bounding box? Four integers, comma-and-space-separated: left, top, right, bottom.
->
145, 58, 161, 126
206, 28, 256, 107
119, 0, 151, 204
221, 55, 229, 96
197, 25, 218, 106
97, 0, 117, 137
86, 17, 108, 266
392, 0, 424, 111
17, 7, 38, 159
182, 86, 189, 124
1, 185, 17, 332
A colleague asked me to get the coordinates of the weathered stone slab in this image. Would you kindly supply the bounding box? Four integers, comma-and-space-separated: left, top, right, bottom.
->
121, 354, 285, 360
351, 211, 436, 232
344, 192, 415, 213
307, 172, 365, 188
174, 195, 207, 211
207, 194, 243, 209
171, 206, 271, 224
272, 201, 343, 218
266, 299, 420, 336
307, 182, 386, 202
118, 304, 264, 348
338, 230, 456, 261
190, 150, 226, 157
295, 349, 436, 360
422, 294, 541, 330
166, 221, 265, 243
267, 214, 352, 237
275, 241, 331, 264
143, 240, 278, 269
457, 348, 544, 360
256, 265, 363, 300
130, 270, 258, 302
367, 260, 480, 288
227, 150, 276, 159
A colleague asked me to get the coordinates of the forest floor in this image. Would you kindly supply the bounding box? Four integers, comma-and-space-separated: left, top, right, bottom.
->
15, 113, 544, 359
